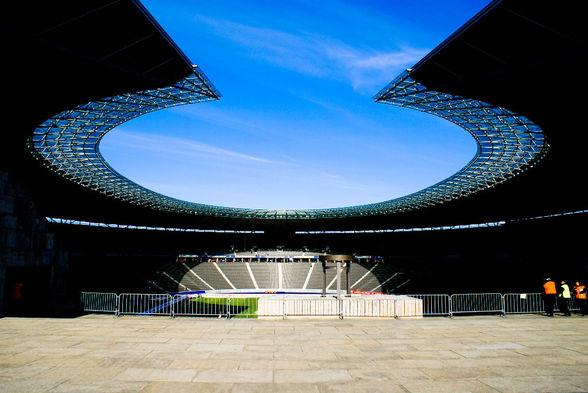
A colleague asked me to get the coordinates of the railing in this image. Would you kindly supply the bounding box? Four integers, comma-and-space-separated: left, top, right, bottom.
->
398, 294, 450, 317
174, 294, 229, 318
118, 293, 173, 316
80, 291, 581, 319
80, 291, 118, 313
557, 297, 580, 312
503, 293, 544, 314
450, 293, 503, 316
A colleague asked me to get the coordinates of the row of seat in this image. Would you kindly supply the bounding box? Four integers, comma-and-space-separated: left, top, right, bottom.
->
150, 262, 408, 293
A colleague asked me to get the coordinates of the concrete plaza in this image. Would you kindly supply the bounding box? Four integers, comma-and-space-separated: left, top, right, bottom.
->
0, 314, 587, 393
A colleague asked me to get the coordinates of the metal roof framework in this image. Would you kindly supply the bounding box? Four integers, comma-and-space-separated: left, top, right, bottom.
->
29, 66, 548, 220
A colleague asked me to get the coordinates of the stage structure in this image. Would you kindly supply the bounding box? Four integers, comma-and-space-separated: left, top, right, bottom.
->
319, 254, 354, 298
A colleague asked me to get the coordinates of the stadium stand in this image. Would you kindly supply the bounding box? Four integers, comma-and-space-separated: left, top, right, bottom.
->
217, 263, 255, 289
189, 263, 228, 290
282, 263, 311, 289
248, 263, 280, 289
149, 252, 391, 293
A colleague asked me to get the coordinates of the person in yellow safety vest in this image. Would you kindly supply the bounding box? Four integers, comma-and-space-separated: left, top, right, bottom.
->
573, 281, 587, 316
558, 280, 571, 316
543, 278, 557, 317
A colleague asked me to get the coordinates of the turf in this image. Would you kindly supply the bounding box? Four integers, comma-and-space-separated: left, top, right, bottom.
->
189, 297, 258, 318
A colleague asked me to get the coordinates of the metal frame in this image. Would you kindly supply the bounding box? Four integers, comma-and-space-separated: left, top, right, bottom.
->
449, 293, 504, 316
373, 71, 548, 213
30, 67, 548, 220
83, 292, 576, 318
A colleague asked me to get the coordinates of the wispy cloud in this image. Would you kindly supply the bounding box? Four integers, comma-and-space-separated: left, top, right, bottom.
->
100, 130, 279, 165
194, 15, 428, 92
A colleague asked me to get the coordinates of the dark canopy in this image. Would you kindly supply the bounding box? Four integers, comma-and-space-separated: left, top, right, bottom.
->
2, 0, 587, 231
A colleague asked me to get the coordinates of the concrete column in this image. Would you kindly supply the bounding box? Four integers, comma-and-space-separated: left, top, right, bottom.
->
345, 262, 351, 297
336, 261, 341, 299
321, 261, 327, 297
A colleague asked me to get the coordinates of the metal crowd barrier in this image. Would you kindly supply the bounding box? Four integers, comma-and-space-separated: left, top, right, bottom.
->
450, 293, 503, 316
398, 294, 450, 317
503, 293, 544, 314
173, 294, 228, 318
80, 291, 582, 319
80, 291, 118, 313
555, 297, 580, 312
118, 293, 172, 316
227, 297, 258, 319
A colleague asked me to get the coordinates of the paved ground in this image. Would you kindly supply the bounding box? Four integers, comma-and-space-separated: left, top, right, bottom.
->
0, 314, 587, 393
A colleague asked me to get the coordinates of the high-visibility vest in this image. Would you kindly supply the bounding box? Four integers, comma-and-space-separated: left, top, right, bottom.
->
560, 284, 571, 299
575, 285, 587, 300
544, 281, 556, 294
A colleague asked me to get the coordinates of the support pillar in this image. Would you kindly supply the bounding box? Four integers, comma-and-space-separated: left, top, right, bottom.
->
319, 254, 355, 299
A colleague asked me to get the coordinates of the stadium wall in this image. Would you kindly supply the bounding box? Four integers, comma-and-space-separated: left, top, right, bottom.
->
50, 212, 588, 297
0, 170, 69, 316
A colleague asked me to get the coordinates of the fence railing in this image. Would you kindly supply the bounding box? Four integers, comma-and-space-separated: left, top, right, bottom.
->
118, 293, 173, 316
399, 294, 450, 317
450, 293, 503, 316
80, 292, 582, 319
80, 291, 118, 313
503, 293, 544, 314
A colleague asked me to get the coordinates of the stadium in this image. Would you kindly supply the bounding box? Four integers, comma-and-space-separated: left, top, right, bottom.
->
1, 0, 588, 318
3, 1, 588, 391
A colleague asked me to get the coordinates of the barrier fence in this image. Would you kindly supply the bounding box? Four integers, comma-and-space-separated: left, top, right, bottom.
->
118, 293, 173, 316
503, 293, 544, 314
400, 294, 450, 317
450, 293, 503, 316
80, 292, 583, 319
80, 292, 118, 313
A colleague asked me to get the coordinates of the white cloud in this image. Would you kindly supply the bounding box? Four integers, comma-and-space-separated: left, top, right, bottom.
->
100, 130, 278, 165
194, 15, 428, 92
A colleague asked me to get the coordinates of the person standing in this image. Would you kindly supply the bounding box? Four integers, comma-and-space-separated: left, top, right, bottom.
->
558, 280, 571, 316
573, 281, 587, 316
543, 278, 557, 317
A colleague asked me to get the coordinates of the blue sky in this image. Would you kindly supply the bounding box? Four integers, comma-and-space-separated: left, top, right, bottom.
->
101, 0, 490, 210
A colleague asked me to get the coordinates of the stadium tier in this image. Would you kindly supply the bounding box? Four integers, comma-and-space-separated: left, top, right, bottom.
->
148, 251, 405, 294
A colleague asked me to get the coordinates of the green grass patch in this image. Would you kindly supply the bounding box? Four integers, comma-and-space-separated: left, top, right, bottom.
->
189, 297, 258, 318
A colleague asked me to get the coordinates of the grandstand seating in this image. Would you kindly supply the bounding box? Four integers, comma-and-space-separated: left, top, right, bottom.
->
304, 263, 326, 289
249, 263, 280, 289
352, 262, 408, 292
351, 262, 382, 291
149, 260, 406, 293
179, 263, 207, 291
282, 263, 310, 288
184, 263, 230, 290
219, 263, 256, 289
153, 263, 191, 292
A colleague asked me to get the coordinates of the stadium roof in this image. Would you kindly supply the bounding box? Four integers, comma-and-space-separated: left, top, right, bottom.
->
3, 0, 588, 231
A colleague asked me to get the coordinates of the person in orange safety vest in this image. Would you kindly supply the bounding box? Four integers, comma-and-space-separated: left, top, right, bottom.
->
543, 278, 557, 317
573, 281, 587, 316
